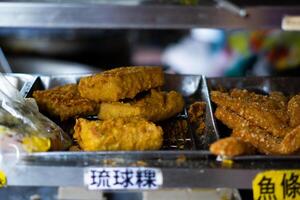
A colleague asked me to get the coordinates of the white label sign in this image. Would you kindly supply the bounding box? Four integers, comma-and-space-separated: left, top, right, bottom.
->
84, 167, 163, 190
282, 16, 300, 31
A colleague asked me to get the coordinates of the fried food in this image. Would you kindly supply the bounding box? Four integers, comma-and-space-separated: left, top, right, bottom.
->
210, 137, 256, 157
98, 89, 184, 122
74, 118, 163, 151
214, 106, 251, 130
215, 106, 284, 155
211, 90, 288, 137
230, 89, 288, 123
287, 95, 300, 127
232, 127, 283, 155
188, 101, 206, 135
78, 66, 164, 102
33, 84, 99, 121
281, 125, 300, 154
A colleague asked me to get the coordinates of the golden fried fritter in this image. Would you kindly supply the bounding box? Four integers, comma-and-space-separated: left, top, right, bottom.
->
33, 84, 99, 121
211, 90, 288, 137
74, 118, 163, 151
98, 89, 184, 122
78, 66, 164, 102
210, 137, 256, 157
287, 95, 300, 128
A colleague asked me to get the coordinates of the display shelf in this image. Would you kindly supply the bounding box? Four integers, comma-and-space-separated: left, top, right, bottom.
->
1, 151, 300, 189
0, 1, 299, 29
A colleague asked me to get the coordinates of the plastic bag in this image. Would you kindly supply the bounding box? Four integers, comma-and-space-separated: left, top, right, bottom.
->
0, 73, 72, 153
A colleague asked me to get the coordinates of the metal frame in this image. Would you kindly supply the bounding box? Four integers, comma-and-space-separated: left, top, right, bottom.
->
0, 2, 298, 29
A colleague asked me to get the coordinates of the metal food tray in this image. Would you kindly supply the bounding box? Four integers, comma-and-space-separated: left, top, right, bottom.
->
2, 74, 300, 189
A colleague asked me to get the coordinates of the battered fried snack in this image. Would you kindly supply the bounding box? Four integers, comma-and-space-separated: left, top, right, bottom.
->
210, 137, 256, 157
78, 66, 164, 102
281, 125, 300, 154
33, 84, 99, 121
215, 105, 300, 155
211, 90, 288, 137
98, 89, 184, 122
287, 95, 300, 128
232, 127, 283, 155
214, 106, 250, 130
74, 118, 163, 151
230, 89, 288, 123
188, 101, 206, 135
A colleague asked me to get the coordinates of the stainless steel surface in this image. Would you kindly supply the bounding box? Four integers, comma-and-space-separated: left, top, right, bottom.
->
3, 74, 300, 189
0, 2, 297, 28
214, 0, 247, 17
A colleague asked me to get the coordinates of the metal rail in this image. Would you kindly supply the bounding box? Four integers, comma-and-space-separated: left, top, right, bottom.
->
0, 2, 298, 29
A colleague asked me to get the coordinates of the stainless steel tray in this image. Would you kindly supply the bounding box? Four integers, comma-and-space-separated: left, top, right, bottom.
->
3, 74, 300, 189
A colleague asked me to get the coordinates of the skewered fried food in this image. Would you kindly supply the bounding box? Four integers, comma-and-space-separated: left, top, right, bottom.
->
33, 84, 99, 121
98, 89, 184, 122
210, 137, 256, 157
78, 66, 164, 102
74, 118, 163, 151
287, 95, 300, 127
211, 90, 288, 137
188, 101, 206, 135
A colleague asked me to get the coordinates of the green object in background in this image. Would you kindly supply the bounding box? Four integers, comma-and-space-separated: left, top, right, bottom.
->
180, 0, 199, 5
228, 32, 250, 56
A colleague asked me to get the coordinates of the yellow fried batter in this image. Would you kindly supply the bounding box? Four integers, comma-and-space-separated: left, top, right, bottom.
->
33, 84, 99, 121
210, 137, 256, 157
74, 118, 163, 151
78, 66, 164, 102
98, 89, 184, 122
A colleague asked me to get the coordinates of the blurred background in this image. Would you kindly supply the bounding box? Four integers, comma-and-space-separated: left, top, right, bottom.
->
1, 28, 300, 77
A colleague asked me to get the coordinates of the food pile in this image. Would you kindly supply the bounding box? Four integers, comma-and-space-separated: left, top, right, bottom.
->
210, 89, 300, 157
33, 66, 185, 151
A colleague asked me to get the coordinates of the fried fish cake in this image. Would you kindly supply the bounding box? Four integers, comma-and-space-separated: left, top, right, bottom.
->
33, 84, 99, 121
74, 118, 163, 151
78, 66, 165, 102
98, 89, 184, 122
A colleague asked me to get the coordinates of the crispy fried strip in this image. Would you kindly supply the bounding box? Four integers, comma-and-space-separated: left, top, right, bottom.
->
230, 89, 288, 123
210, 137, 256, 157
211, 91, 288, 137
215, 106, 284, 155
214, 106, 250, 130
98, 90, 184, 122
78, 66, 164, 102
232, 127, 283, 155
